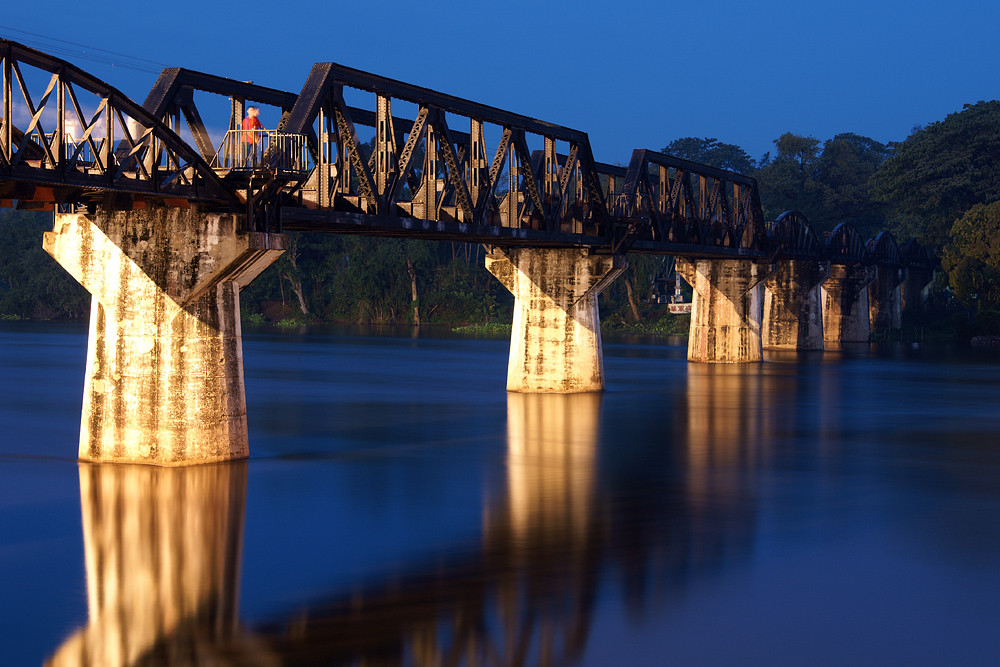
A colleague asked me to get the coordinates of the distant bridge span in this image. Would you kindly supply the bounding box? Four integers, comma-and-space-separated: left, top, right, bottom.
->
0, 38, 937, 466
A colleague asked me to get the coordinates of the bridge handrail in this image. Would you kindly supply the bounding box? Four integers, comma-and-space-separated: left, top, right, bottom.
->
213, 129, 311, 173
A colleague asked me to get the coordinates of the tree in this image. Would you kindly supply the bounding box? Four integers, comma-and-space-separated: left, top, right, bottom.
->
757, 133, 822, 221
660, 137, 755, 174
870, 100, 1000, 248
0, 210, 89, 319
942, 201, 1000, 310
812, 133, 891, 236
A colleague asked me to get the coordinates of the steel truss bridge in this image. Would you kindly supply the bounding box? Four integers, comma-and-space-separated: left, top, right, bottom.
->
0, 38, 934, 271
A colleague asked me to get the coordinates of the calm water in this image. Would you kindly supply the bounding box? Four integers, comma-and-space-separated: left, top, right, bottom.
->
2, 321, 1000, 665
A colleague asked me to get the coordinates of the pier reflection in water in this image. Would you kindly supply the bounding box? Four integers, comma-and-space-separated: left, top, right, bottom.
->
47, 462, 261, 666
8, 327, 1000, 664
47, 377, 780, 666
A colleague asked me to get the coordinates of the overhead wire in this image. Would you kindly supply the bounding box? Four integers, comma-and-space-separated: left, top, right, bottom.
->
0, 24, 169, 74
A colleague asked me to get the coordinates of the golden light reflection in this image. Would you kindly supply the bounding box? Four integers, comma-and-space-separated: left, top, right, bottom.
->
46, 462, 266, 667
502, 392, 601, 548
685, 365, 766, 476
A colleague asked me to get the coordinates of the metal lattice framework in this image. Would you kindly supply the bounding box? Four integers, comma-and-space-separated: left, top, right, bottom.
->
276, 62, 613, 245
0, 39, 236, 209
866, 230, 901, 266
824, 222, 871, 264
899, 238, 935, 270
618, 149, 767, 256
768, 210, 823, 258
0, 39, 938, 268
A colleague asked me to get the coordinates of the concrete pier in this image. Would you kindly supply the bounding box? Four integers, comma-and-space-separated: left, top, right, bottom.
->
677, 258, 764, 363
44, 206, 286, 465
822, 263, 876, 346
869, 265, 905, 332
762, 259, 830, 350
901, 266, 934, 314
486, 248, 625, 392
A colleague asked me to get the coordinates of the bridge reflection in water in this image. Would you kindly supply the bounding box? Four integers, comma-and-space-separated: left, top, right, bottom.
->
47, 379, 785, 665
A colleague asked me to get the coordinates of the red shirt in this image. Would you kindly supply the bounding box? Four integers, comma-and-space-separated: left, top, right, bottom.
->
242, 115, 264, 143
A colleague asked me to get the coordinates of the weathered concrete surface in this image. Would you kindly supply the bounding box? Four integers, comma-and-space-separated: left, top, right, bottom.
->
677, 258, 764, 363
44, 207, 286, 465
45, 462, 268, 666
486, 248, 625, 392
869, 265, 905, 332
822, 263, 876, 347
762, 259, 830, 350
901, 267, 934, 314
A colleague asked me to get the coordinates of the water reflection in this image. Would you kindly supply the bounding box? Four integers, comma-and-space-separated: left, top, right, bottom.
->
47, 462, 256, 666
49, 384, 773, 666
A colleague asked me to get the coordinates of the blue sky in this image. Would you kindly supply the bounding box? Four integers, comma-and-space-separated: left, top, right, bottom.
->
3, 0, 998, 165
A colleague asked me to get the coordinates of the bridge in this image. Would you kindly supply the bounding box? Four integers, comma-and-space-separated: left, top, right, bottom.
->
0, 38, 936, 465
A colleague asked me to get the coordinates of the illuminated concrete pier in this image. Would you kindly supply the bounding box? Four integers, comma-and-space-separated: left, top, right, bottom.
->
762, 259, 830, 350
486, 248, 625, 392
44, 206, 286, 465
822, 264, 876, 346
869, 265, 905, 332
677, 258, 764, 363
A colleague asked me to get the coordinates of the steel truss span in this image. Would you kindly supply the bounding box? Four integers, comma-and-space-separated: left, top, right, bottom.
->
0, 38, 934, 270
0, 39, 236, 211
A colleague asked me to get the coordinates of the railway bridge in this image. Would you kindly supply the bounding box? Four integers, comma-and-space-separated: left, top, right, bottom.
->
0, 39, 935, 465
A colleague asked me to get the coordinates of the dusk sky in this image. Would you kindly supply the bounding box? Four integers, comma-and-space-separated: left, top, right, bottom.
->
3, 1, 998, 166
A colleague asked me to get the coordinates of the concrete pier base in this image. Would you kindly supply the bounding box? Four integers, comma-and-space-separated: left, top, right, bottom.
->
762, 259, 830, 350
869, 266, 905, 332
44, 207, 286, 465
677, 258, 764, 363
822, 263, 876, 347
486, 248, 625, 392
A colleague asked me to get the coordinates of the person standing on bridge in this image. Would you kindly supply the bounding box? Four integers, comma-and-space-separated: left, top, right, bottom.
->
242, 106, 265, 167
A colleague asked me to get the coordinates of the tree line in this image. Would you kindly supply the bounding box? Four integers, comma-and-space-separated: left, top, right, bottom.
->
2, 99, 999, 326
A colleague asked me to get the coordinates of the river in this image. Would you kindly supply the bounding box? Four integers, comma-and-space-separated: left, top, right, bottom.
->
1, 321, 999, 665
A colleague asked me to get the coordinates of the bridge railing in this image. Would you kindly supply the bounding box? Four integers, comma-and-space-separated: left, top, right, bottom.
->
213, 129, 311, 173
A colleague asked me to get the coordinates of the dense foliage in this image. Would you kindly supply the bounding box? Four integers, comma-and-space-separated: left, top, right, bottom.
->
0, 210, 89, 320
942, 201, 1000, 310
870, 101, 1000, 248
756, 132, 891, 237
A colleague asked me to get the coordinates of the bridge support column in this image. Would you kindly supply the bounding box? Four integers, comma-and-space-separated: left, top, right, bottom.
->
822, 264, 876, 346
43, 207, 286, 465
762, 259, 830, 350
902, 267, 934, 314
485, 248, 625, 393
869, 266, 905, 332
677, 258, 764, 363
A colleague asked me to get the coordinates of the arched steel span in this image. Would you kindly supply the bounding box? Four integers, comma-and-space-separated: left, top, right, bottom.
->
867, 230, 902, 266
823, 221, 870, 263
0, 39, 237, 209
899, 238, 936, 270
769, 210, 823, 258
